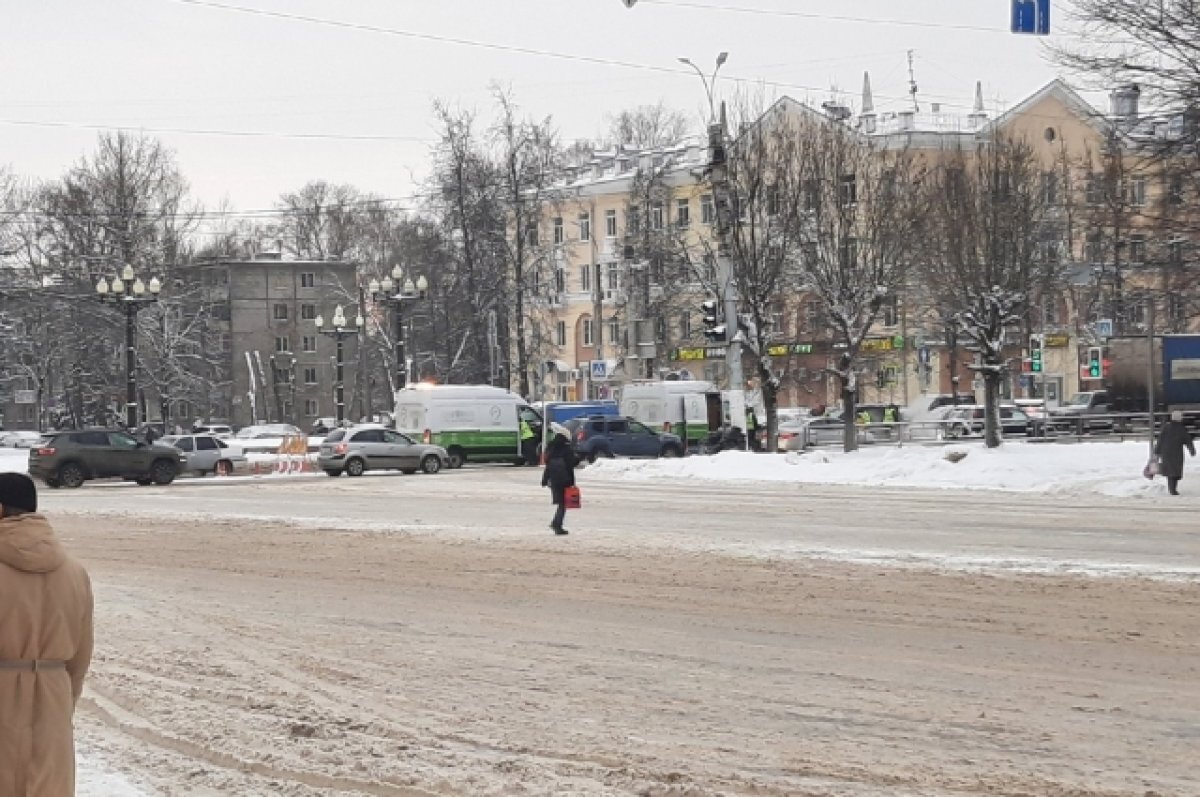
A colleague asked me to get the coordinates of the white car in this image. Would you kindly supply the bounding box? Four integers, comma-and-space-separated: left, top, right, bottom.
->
160, 434, 247, 476
192, 423, 234, 439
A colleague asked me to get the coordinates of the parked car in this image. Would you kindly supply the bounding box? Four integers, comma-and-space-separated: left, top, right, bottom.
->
28, 429, 186, 488
564, 415, 684, 461
783, 415, 879, 449
940, 405, 1031, 438
318, 425, 449, 477
1046, 390, 1114, 434
160, 434, 247, 476
235, 423, 303, 440
310, 417, 339, 435
192, 423, 234, 439
0, 430, 45, 448
925, 394, 979, 413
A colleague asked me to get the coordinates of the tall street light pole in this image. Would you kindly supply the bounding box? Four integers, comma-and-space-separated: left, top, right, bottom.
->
314, 304, 363, 426
368, 266, 429, 394
96, 265, 162, 430
681, 52, 747, 445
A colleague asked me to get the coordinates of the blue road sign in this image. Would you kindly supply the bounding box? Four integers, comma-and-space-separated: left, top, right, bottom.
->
1012, 0, 1050, 35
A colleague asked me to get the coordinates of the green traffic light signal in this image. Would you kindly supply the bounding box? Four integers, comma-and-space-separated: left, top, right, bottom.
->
1089, 361, 1101, 378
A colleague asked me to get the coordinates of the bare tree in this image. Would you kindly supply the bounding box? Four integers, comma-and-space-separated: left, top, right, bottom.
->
427, 101, 507, 386
791, 109, 926, 451
921, 135, 1063, 447
605, 102, 692, 149
277, 181, 368, 261
491, 88, 563, 399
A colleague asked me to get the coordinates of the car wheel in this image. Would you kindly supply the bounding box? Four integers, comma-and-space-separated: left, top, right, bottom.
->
324, 469, 342, 478
420, 455, 442, 475
43, 477, 61, 489
345, 457, 366, 477
150, 459, 177, 486
661, 445, 682, 458
446, 447, 466, 469
57, 462, 86, 489
214, 459, 233, 477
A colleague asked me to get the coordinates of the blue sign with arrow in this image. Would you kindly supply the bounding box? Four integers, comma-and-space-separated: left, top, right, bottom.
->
1012, 0, 1050, 35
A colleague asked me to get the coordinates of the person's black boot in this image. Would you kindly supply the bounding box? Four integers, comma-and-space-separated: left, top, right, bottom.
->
554, 527, 568, 535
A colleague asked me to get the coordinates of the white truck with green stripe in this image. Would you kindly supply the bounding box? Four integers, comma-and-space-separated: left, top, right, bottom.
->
619, 380, 723, 451
393, 384, 542, 469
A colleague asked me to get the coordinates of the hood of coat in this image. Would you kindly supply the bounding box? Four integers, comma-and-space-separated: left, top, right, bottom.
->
0, 513, 66, 574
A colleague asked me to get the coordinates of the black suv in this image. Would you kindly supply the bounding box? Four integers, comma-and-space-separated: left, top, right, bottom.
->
564, 416, 684, 461
28, 429, 187, 488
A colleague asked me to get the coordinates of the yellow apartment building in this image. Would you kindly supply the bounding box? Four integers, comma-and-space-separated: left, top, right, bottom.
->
524, 77, 1196, 412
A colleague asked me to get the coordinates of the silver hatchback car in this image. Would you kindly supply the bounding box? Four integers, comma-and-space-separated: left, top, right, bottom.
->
318, 425, 449, 477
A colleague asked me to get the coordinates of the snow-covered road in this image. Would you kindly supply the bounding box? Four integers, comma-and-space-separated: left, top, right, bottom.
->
5, 443, 1198, 794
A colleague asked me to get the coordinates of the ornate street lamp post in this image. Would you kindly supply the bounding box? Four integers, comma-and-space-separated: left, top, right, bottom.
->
313, 304, 363, 426
367, 266, 428, 391
95, 265, 162, 429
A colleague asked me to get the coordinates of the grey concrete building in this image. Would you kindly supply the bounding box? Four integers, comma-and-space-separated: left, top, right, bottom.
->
186, 254, 361, 430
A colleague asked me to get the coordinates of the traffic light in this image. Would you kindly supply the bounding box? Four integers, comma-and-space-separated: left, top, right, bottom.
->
1087, 346, 1103, 378
1029, 334, 1043, 373
701, 299, 726, 343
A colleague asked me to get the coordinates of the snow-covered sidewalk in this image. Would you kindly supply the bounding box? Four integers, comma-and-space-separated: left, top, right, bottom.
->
586, 439, 1168, 497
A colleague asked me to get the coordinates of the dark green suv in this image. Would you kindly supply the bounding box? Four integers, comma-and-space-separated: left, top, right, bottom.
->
28, 429, 187, 489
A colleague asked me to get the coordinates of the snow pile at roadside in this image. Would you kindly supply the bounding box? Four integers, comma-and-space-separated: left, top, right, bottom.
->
586, 441, 1166, 496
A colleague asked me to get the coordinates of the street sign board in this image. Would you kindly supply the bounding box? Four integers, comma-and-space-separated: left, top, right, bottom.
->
13, 390, 35, 405
590, 360, 607, 379
1095, 318, 1114, 339
1012, 0, 1050, 35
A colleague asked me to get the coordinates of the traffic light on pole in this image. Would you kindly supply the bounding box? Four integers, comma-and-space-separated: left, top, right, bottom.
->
1087, 346, 1103, 378
700, 299, 726, 343
1029, 334, 1043, 373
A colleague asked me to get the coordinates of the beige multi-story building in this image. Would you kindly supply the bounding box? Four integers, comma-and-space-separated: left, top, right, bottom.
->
528, 77, 1196, 413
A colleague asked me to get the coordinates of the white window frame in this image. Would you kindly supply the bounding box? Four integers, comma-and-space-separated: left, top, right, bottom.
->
553, 217, 564, 245
581, 264, 592, 293
578, 212, 591, 242
605, 209, 618, 238
676, 198, 690, 228
555, 320, 567, 347
582, 318, 594, 347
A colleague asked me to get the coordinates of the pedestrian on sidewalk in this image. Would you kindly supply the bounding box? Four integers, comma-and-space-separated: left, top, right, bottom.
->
541, 427, 577, 535
0, 472, 94, 797
1156, 411, 1196, 496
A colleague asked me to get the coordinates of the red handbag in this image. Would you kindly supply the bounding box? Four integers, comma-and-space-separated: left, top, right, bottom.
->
563, 485, 582, 509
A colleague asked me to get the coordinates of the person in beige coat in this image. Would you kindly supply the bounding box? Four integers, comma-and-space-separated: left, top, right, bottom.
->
0, 473, 94, 797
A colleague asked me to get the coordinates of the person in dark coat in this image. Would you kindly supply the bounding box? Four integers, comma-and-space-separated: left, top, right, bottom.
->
541, 432, 576, 535
1155, 411, 1196, 496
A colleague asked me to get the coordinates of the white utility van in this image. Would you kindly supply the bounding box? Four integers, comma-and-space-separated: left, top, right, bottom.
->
393, 384, 542, 468
619, 380, 723, 449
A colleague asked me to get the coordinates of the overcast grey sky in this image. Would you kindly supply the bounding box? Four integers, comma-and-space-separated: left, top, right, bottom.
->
3, 0, 1078, 213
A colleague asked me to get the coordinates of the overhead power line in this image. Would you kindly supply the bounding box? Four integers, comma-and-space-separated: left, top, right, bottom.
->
0, 117, 431, 144
164, 0, 999, 112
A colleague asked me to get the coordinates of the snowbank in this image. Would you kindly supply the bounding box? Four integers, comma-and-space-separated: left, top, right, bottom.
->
586, 440, 1165, 496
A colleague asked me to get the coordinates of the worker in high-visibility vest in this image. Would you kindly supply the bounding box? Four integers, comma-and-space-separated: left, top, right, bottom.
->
520, 418, 538, 466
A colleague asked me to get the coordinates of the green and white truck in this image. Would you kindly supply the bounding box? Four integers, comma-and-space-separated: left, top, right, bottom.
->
393, 384, 542, 469
619, 380, 723, 450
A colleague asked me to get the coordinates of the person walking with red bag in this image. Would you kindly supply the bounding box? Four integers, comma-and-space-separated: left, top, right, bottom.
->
541, 428, 577, 535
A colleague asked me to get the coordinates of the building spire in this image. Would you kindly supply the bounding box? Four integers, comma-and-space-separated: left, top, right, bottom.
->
859, 71, 877, 133
968, 80, 988, 128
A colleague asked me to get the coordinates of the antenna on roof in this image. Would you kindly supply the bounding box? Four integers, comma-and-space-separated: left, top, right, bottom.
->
906, 50, 920, 113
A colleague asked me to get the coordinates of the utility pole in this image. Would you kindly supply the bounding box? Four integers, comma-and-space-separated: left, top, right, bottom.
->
708, 103, 747, 444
